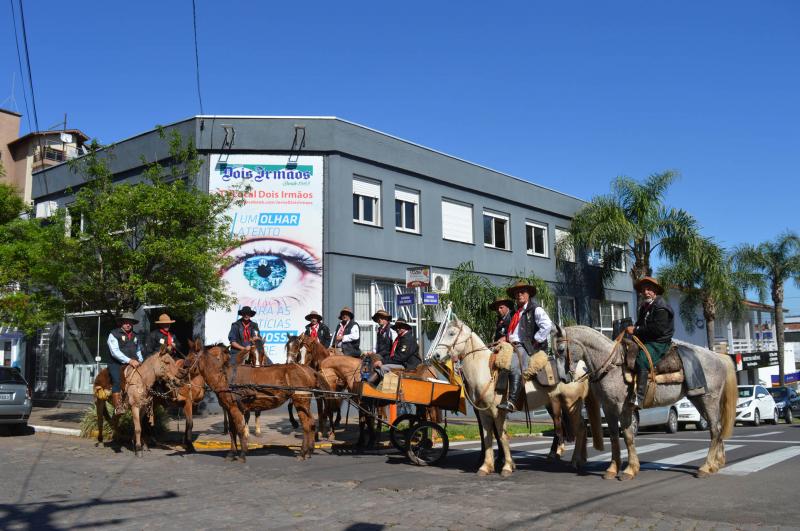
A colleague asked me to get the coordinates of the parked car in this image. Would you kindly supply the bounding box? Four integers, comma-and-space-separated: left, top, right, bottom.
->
675, 397, 709, 430
736, 385, 778, 426
583, 402, 679, 436
767, 386, 800, 423
0, 366, 32, 434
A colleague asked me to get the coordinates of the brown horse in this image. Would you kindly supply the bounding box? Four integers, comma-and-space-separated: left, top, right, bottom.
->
93, 344, 186, 456
187, 344, 323, 461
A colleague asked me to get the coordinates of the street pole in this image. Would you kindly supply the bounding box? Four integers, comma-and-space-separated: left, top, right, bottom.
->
416, 285, 424, 361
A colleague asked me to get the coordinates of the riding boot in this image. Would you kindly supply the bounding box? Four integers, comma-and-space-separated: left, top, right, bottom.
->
633, 365, 649, 409
498, 372, 522, 412
111, 392, 124, 415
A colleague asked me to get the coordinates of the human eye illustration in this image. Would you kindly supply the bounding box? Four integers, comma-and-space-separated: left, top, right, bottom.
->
221, 238, 322, 304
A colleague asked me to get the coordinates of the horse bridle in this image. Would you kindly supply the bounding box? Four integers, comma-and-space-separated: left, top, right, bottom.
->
555, 329, 625, 383
438, 321, 486, 363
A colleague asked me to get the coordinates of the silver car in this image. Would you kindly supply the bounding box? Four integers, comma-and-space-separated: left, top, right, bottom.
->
0, 367, 32, 434
583, 403, 680, 436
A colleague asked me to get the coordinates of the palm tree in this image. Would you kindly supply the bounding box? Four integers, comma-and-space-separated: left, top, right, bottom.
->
658, 239, 745, 349
563, 170, 700, 290
733, 231, 800, 386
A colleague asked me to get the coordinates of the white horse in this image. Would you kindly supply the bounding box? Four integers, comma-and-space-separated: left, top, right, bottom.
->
555, 325, 738, 479
431, 319, 599, 477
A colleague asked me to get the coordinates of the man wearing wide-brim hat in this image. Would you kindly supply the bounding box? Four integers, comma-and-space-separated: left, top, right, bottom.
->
625, 276, 675, 408
304, 310, 332, 348
333, 307, 361, 357
144, 313, 181, 358
373, 318, 419, 374
228, 306, 263, 365
369, 309, 395, 361
106, 312, 143, 414
489, 296, 514, 343
498, 280, 554, 412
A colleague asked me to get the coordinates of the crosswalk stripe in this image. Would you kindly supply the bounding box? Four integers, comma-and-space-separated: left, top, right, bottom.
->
719, 446, 800, 476
737, 431, 782, 438
450, 439, 552, 453
641, 445, 743, 470
587, 443, 677, 463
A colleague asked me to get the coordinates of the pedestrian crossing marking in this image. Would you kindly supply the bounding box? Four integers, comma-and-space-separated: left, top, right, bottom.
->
719, 446, 800, 476
641, 445, 743, 470
738, 431, 782, 438
587, 443, 677, 463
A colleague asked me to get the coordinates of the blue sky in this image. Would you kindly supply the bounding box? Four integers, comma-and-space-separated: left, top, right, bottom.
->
3, 1, 799, 312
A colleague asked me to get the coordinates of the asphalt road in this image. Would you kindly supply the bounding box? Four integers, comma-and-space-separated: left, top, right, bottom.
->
2, 422, 799, 530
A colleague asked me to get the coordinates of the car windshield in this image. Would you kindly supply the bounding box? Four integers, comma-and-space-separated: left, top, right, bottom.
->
768, 388, 788, 400
0, 367, 26, 384
738, 387, 754, 398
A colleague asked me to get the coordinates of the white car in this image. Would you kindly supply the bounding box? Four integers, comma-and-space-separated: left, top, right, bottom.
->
675, 397, 709, 431
736, 385, 778, 426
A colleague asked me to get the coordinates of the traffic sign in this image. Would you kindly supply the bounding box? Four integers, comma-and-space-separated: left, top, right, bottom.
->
397, 293, 415, 306
422, 292, 439, 305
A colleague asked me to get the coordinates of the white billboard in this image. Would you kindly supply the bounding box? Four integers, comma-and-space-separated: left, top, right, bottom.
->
205, 154, 323, 362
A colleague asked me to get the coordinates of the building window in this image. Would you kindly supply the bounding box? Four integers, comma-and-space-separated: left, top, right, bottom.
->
556, 296, 577, 326
2, 341, 11, 366
441, 199, 473, 244
587, 244, 626, 271
354, 277, 417, 351
353, 177, 381, 226
555, 227, 576, 262
483, 211, 510, 250
395, 188, 419, 233
526, 222, 548, 257
591, 300, 629, 338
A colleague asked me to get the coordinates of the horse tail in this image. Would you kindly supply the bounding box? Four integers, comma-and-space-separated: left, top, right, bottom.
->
719, 354, 738, 440
585, 388, 604, 451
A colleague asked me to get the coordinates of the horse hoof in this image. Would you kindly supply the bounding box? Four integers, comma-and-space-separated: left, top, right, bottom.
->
225, 453, 236, 462
619, 473, 635, 481
477, 468, 492, 476
602, 472, 617, 480
500, 469, 513, 478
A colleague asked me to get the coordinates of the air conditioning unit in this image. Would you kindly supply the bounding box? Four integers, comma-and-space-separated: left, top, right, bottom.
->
431, 272, 450, 294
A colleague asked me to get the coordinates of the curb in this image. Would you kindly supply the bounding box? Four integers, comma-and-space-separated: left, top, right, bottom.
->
31, 424, 82, 437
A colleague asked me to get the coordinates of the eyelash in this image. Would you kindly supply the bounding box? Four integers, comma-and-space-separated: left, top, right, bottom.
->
238, 249, 321, 275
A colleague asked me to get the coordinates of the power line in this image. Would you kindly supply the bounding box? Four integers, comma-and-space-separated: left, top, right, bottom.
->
17, 0, 41, 135
191, 0, 204, 115
8, 0, 32, 132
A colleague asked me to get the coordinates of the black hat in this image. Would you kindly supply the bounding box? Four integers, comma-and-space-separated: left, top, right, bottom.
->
117, 312, 139, 324
371, 309, 392, 323
238, 306, 257, 317
338, 307, 354, 320
391, 318, 413, 331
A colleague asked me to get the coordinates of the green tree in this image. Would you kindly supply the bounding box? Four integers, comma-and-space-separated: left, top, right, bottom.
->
561, 170, 699, 291
658, 238, 746, 349
0, 129, 243, 331
438, 261, 554, 342
733, 231, 800, 386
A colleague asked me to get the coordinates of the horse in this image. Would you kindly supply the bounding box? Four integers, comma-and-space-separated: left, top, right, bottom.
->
221, 345, 265, 437
186, 344, 323, 461
430, 319, 594, 477
555, 325, 737, 480
286, 334, 342, 438
93, 343, 187, 457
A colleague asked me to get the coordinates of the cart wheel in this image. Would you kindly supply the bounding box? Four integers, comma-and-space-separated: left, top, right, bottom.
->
389, 414, 420, 452
406, 421, 449, 466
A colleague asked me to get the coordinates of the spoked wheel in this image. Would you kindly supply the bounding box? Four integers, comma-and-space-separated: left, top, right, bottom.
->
389, 414, 420, 452
406, 421, 448, 466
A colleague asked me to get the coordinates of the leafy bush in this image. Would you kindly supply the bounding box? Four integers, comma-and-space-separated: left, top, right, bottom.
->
80, 402, 169, 442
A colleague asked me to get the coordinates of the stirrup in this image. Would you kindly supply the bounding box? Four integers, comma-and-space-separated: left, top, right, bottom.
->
497, 401, 517, 413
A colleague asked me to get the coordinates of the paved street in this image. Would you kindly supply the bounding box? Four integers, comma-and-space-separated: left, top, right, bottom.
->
2, 422, 800, 530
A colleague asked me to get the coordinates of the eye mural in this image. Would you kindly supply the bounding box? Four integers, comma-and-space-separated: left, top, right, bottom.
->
205, 154, 324, 363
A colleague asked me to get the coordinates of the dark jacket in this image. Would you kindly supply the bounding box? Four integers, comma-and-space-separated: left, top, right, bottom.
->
513, 303, 546, 354
144, 329, 180, 358
387, 331, 420, 370
494, 313, 512, 342
375, 324, 394, 361
634, 296, 674, 344
228, 319, 261, 353
304, 322, 332, 348
109, 328, 140, 365
334, 319, 361, 357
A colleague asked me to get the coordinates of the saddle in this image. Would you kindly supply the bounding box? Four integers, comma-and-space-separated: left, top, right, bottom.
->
522, 351, 558, 387
622, 338, 708, 406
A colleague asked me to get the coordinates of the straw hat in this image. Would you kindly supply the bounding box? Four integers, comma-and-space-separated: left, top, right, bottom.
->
305, 310, 323, 321
634, 276, 664, 295
506, 280, 537, 298
489, 297, 514, 311
338, 307, 354, 320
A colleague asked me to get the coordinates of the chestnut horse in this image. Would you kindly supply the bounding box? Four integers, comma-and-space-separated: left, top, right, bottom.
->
93, 344, 186, 456
187, 344, 324, 461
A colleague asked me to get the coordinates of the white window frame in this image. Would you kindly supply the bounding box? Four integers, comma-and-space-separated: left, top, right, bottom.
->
526, 221, 549, 258
610, 244, 626, 272
394, 187, 420, 234
353, 176, 381, 226
441, 199, 474, 244
590, 300, 629, 337
483, 211, 510, 250
555, 227, 576, 262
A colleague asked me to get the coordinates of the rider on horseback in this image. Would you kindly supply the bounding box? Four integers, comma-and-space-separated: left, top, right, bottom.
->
498, 281, 553, 413
625, 276, 675, 408
304, 310, 332, 347
106, 312, 143, 414
228, 306, 261, 365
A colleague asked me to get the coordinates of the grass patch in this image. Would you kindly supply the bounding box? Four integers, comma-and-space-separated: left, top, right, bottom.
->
79, 403, 169, 442
445, 422, 552, 441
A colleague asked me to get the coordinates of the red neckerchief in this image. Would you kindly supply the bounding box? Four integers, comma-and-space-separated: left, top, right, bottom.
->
310, 324, 318, 339
337, 322, 347, 337
125, 330, 134, 341
159, 328, 172, 345
242, 321, 251, 343
507, 307, 523, 336
390, 331, 403, 358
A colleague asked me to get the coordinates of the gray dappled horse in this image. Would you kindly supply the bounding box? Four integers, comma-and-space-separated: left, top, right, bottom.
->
555, 325, 737, 479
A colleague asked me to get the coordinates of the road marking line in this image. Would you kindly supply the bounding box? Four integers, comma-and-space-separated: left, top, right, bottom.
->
634, 436, 800, 444
719, 446, 800, 476
450, 439, 553, 453
641, 444, 743, 470
587, 443, 677, 463
737, 431, 782, 438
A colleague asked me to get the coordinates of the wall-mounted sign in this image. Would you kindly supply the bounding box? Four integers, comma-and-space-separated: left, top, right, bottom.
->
422, 293, 439, 305
397, 293, 416, 307
406, 266, 430, 288
733, 351, 779, 371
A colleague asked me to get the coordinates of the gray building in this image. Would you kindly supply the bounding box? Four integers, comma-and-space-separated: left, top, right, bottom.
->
30, 116, 635, 402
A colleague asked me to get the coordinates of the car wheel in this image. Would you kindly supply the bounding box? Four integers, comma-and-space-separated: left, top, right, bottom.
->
8, 423, 27, 435
786, 408, 794, 424
769, 408, 779, 425
697, 417, 709, 431
665, 408, 678, 434
753, 409, 761, 427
